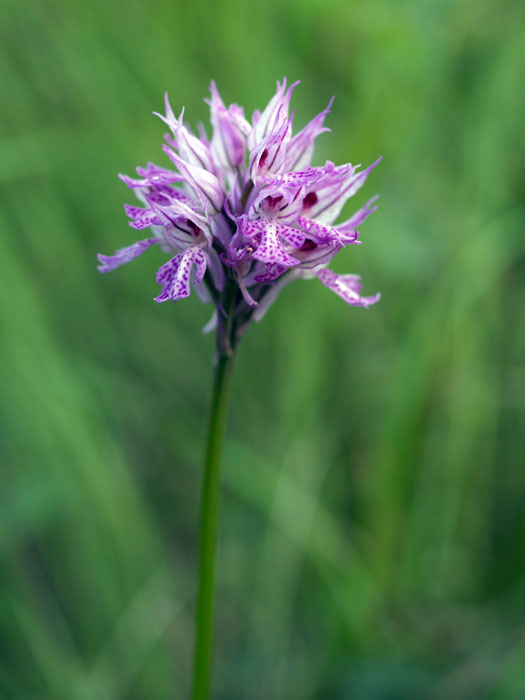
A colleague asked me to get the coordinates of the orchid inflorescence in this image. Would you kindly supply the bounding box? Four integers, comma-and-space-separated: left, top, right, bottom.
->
97, 79, 382, 697
98, 78, 381, 348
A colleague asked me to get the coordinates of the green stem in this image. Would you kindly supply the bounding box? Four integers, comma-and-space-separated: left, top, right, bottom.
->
191, 285, 237, 700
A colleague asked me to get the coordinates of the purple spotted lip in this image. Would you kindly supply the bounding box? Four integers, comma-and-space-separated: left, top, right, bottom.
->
98, 79, 381, 335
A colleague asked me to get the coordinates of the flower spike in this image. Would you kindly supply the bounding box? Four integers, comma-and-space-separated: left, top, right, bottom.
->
96, 83, 383, 700
98, 78, 381, 320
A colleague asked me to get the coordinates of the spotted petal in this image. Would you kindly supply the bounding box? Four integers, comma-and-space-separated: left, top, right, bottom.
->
97, 237, 159, 273
124, 205, 163, 230
239, 218, 302, 267
254, 262, 288, 282
316, 268, 380, 307
154, 247, 207, 302
119, 169, 182, 189
259, 164, 328, 188
295, 215, 360, 245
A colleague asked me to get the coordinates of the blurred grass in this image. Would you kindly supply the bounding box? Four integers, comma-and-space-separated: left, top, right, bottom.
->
1, 0, 524, 697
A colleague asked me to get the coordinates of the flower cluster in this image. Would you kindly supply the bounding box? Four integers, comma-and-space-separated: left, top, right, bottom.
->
98, 79, 380, 339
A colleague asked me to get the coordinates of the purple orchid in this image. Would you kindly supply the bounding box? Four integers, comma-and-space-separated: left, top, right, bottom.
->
98, 78, 381, 342
97, 79, 383, 699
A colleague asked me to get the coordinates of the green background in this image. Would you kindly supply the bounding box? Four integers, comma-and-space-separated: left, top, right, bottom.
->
1, 0, 524, 697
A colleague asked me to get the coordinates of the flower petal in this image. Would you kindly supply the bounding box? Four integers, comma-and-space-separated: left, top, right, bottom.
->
97, 237, 159, 273
316, 268, 380, 307
162, 145, 224, 213
148, 194, 211, 244
278, 223, 305, 249
285, 97, 333, 171
247, 220, 300, 267
254, 262, 288, 282
154, 95, 215, 171
295, 214, 360, 245
208, 82, 246, 169
259, 164, 328, 188
336, 195, 379, 234
307, 158, 381, 224
238, 217, 304, 265
249, 111, 293, 181
124, 205, 163, 230
295, 241, 341, 269
228, 104, 251, 135
119, 170, 182, 189
252, 183, 305, 225
154, 247, 207, 302
248, 77, 299, 150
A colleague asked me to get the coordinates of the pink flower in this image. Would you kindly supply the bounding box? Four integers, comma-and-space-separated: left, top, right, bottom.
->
98, 78, 381, 319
